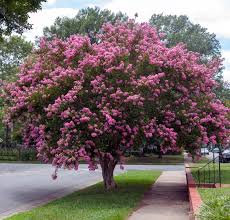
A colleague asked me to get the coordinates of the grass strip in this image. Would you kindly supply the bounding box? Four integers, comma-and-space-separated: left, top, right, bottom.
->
7, 170, 161, 220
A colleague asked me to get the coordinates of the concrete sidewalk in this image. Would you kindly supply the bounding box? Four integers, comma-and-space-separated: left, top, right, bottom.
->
128, 171, 189, 220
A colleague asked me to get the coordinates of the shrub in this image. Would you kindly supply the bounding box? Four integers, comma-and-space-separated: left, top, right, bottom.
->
198, 195, 230, 220
20, 148, 37, 161
0, 147, 37, 161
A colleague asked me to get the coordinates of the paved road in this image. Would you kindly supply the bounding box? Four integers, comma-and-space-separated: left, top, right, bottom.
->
0, 163, 184, 219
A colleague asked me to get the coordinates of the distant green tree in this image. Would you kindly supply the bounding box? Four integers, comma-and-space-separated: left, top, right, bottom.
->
149, 14, 229, 102
0, 0, 46, 38
149, 14, 221, 60
214, 76, 230, 102
0, 36, 32, 142
0, 35, 33, 81
43, 7, 128, 43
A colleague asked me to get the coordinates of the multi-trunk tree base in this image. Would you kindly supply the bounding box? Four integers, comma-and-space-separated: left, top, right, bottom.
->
100, 156, 117, 190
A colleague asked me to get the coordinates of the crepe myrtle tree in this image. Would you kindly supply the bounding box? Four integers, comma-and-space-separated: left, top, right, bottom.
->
3, 21, 229, 190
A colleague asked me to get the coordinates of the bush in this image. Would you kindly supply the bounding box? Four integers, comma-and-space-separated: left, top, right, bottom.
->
198, 195, 230, 220
0, 147, 37, 161
0, 148, 18, 160
20, 148, 37, 161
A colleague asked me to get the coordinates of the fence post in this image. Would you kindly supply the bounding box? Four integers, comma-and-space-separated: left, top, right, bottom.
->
208, 164, 210, 184
218, 154, 221, 187
204, 167, 205, 185
213, 159, 216, 185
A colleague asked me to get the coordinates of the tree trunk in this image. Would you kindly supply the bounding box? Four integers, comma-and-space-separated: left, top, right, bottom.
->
100, 155, 117, 190
158, 152, 163, 159
157, 145, 163, 159
5, 124, 11, 148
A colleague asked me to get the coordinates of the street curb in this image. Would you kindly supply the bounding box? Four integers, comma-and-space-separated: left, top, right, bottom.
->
185, 164, 203, 220
0, 178, 103, 220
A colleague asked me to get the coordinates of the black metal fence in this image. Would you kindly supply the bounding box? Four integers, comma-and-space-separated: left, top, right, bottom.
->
196, 155, 221, 187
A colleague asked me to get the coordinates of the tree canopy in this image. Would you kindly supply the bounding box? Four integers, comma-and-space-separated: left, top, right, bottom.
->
149, 14, 221, 60
149, 13, 229, 103
3, 21, 229, 189
0, 35, 33, 81
0, 0, 46, 38
213, 75, 230, 102
43, 7, 128, 43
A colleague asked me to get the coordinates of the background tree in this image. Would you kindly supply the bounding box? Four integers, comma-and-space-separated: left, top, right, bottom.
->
0, 0, 46, 38
0, 36, 32, 144
0, 95, 4, 140
4, 22, 229, 190
149, 14, 221, 60
0, 35, 33, 81
149, 13, 229, 104
214, 75, 230, 102
43, 7, 128, 43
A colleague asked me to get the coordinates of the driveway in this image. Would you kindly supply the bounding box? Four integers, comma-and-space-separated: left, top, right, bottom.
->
205, 152, 220, 161
0, 163, 184, 219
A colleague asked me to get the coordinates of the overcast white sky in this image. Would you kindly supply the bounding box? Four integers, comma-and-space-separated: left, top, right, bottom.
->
23, 0, 230, 81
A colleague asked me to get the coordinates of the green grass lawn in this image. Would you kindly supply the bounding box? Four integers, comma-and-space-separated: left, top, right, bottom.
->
125, 154, 184, 165
192, 157, 210, 164
191, 163, 230, 184
6, 170, 161, 220
198, 188, 230, 220
192, 163, 230, 219
198, 187, 230, 201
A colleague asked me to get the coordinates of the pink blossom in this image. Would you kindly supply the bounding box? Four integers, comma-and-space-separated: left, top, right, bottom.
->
91, 133, 97, 138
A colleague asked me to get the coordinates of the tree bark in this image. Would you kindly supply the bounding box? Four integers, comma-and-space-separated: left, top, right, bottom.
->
157, 145, 163, 159
100, 155, 117, 190
158, 152, 163, 159
5, 124, 11, 148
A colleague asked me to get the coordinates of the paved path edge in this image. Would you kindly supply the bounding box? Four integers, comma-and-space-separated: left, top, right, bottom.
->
128, 171, 189, 220
185, 164, 203, 220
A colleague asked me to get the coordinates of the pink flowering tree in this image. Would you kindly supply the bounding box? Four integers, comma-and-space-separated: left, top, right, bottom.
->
3, 21, 229, 190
